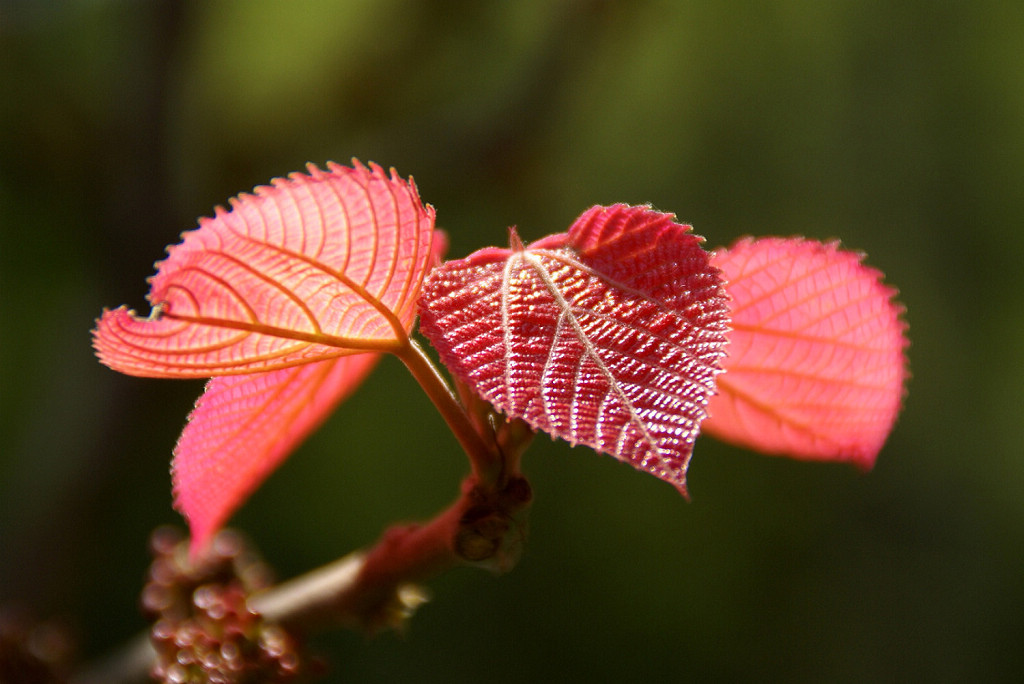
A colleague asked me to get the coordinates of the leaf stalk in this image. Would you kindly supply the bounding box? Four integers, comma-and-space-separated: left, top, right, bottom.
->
394, 338, 504, 483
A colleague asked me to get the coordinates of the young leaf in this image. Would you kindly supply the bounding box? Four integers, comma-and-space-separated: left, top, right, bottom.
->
174, 355, 380, 550
93, 160, 436, 377
702, 237, 909, 468
418, 204, 730, 492
93, 161, 439, 549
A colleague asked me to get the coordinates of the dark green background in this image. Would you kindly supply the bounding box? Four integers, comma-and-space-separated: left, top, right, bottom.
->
2, 2, 1022, 681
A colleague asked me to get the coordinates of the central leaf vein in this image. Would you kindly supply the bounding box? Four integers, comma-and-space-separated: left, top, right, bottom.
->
521, 250, 660, 456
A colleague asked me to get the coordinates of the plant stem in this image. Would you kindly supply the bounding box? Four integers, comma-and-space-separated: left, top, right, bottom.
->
254, 471, 530, 632
395, 338, 502, 482
254, 497, 465, 632
70, 634, 154, 684
71, 474, 532, 684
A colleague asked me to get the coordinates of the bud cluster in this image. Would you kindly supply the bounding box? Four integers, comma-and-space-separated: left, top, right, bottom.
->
142, 526, 310, 683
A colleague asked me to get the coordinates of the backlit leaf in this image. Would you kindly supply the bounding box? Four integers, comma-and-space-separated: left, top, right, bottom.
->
174, 354, 380, 549
93, 160, 436, 377
418, 204, 730, 491
92, 161, 440, 547
702, 237, 909, 468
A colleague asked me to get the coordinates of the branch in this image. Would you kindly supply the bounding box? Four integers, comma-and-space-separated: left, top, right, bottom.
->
71, 474, 532, 684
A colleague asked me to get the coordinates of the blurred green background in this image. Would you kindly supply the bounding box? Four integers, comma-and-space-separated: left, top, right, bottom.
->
2, 1, 1022, 681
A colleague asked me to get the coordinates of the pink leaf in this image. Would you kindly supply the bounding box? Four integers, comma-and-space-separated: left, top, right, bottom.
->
418, 204, 730, 492
92, 160, 440, 548
93, 160, 437, 377
175, 353, 379, 550
702, 237, 909, 468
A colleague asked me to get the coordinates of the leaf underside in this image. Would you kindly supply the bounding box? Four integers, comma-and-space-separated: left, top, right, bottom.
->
174, 354, 380, 547
418, 204, 730, 492
702, 237, 909, 468
93, 160, 439, 549
93, 160, 436, 377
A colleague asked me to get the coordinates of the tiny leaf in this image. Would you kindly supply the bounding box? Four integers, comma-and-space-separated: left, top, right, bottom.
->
702, 237, 909, 468
418, 204, 730, 491
93, 161, 439, 548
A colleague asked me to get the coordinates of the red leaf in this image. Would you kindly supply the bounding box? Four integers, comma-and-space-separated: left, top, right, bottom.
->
418, 205, 730, 491
93, 160, 437, 376
92, 161, 440, 548
702, 237, 909, 468
174, 354, 379, 550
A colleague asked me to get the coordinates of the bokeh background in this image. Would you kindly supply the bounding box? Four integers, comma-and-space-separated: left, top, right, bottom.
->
2, 1, 1022, 681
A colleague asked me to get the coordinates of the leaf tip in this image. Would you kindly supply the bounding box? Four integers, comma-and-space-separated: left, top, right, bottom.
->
171, 439, 222, 559
508, 226, 525, 252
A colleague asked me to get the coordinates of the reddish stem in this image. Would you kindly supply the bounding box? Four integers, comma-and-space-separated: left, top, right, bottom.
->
394, 338, 503, 482
71, 474, 532, 684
